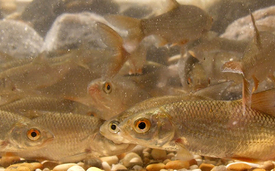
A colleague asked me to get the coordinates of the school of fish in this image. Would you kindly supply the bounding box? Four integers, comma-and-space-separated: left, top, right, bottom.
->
0, 0, 275, 167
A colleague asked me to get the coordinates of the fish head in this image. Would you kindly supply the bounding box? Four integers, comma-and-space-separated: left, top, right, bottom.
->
90, 133, 136, 156
100, 118, 132, 144
6, 122, 54, 151
118, 108, 176, 150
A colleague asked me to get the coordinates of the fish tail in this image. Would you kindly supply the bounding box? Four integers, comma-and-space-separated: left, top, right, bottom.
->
104, 15, 144, 46
96, 22, 130, 77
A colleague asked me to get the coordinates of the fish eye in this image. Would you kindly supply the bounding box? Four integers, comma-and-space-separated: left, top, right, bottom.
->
134, 118, 151, 133
109, 121, 119, 133
27, 128, 41, 141
103, 82, 112, 94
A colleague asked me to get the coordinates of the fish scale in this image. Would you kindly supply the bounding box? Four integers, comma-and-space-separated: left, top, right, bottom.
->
118, 90, 275, 161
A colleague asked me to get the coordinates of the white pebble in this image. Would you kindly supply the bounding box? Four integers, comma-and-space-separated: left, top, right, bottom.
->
132, 165, 144, 171
151, 149, 167, 160
52, 163, 77, 171
67, 165, 85, 171
101, 156, 118, 165
129, 157, 143, 166
192, 169, 202, 171
35, 169, 42, 171
177, 169, 188, 171
111, 163, 127, 171
131, 145, 146, 156
0, 168, 4, 171
211, 165, 227, 171
190, 165, 199, 170
86, 167, 104, 171
43, 168, 50, 171
122, 152, 142, 168
102, 161, 111, 171
195, 159, 203, 166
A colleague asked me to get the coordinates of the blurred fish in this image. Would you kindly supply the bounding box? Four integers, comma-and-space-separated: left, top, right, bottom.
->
16, 112, 134, 162
0, 110, 54, 152
223, 13, 275, 108
105, 0, 213, 48
87, 75, 151, 120
0, 96, 87, 117
116, 88, 275, 161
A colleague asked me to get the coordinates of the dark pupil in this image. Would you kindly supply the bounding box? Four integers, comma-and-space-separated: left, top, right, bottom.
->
110, 124, 116, 130
106, 84, 111, 90
138, 122, 146, 129
31, 131, 37, 137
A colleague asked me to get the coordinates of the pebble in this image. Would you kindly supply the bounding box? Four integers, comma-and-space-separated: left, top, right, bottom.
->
211, 165, 227, 171
163, 159, 171, 165
102, 161, 111, 171
41, 161, 59, 170
189, 159, 198, 166
146, 163, 165, 171
0, 155, 20, 167
165, 160, 190, 170
199, 163, 215, 171
166, 153, 175, 159
111, 163, 127, 171
67, 165, 85, 171
131, 145, 146, 157
5, 163, 35, 171
226, 163, 253, 171
252, 169, 266, 171
122, 152, 143, 168
190, 165, 199, 169
52, 163, 77, 171
143, 151, 151, 158
259, 161, 274, 171
100, 156, 118, 166
151, 149, 167, 160
86, 167, 104, 171
132, 165, 145, 171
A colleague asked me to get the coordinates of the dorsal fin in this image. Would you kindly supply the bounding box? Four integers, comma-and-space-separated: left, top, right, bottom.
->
251, 88, 275, 117
250, 11, 262, 50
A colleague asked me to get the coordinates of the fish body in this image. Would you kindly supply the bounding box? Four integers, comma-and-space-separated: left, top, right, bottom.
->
0, 110, 54, 152
105, 1, 212, 47
87, 75, 151, 120
116, 89, 275, 161
16, 112, 134, 162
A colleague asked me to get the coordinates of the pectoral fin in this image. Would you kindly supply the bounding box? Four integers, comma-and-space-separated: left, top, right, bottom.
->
251, 88, 275, 117
175, 138, 194, 161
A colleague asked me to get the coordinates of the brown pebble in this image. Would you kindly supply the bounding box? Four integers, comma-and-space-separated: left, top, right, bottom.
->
227, 163, 252, 171
0, 155, 20, 167
41, 161, 60, 170
199, 163, 215, 171
189, 159, 198, 166
5, 163, 35, 171
146, 163, 165, 171
163, 159, 171, 165
165, 160, 189, 170
151, 149, 167, 160
259, 161, 274, 171
252, 169, 266, 171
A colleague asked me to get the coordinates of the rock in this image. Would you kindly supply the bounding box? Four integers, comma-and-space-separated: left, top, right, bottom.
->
43, 12, 108, 53
0, 154, 20, 167
259, 161, 274, 171
252, 169, 266, 171
226, 163, 253, 171
111, 163, 127, 171
86, 167, 104, 171
166, 153, 175, 159
41, 161, 59, 170
52, 163, 77, 171
199, 163, 215, 171
211, 165, 227, 171
143, 152, 151, 159
163, 159, 171, 165
146, 163, 165, 171
221, 6, 275, 41
0, 20, 43, 58
165, 160, 190, 170
122, 152, 143, 168
189, 159, 198, 166
21, 0, 119, 37
208, 0, 275, 34
67, 165, 85, 171
101, 161, 111, 171
131, 145, 146, 157
100, 156, 118, 165
132, 165, 146, 171
151, 149, 167, 160
5, 163, 36, 171
190, 165, 199, 170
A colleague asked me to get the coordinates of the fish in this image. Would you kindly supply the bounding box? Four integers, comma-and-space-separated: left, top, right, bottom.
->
87, 75, 151, 120
0, 110, 54, 152
222, 13, 275, 108
105, 0, 213, 48
16, 112, 135, 162
115, 88, 275, 161
0, 95, 89, 117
